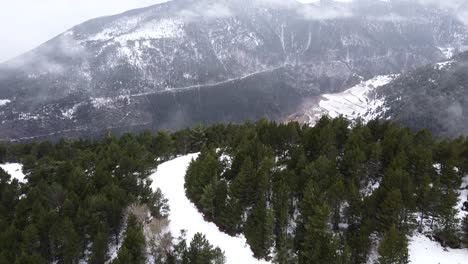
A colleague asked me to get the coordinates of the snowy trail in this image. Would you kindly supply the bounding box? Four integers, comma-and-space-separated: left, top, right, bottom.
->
409, 234, 468, 264
150, 154, 270, 264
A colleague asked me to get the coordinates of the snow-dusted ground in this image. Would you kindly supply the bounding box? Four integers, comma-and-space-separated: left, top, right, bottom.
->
0, 163, 26, 183
150, 154, 269, 264
303, 75, 398, 125
457, 175, 468, 220
435, 60, 455, 70
409, 234, 468, 264
0, 99, 11, 107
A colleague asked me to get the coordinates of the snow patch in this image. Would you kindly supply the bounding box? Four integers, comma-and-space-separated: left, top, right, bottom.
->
457, 174, 468, 220
409, 234, 468, 264
361, 178, 381, 198
0, 99, 11, 107
62, 102, 84, 119
91, 95, 129, 109
18, 113, 40, 121
366, 233, 381, 264
305, 75, 398, 125
0, 163, 26, 183
150, 154, 270, 264
438, 47, 455, 59
435, 60, 455, 70
89, 18, 185, 43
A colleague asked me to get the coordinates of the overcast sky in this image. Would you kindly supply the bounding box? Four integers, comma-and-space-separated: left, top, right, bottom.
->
0, 0, 171, 62
0, 0, 463, 63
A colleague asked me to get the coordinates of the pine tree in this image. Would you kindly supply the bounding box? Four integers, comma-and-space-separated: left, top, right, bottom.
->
200, 177, 217, 218
14, 254, 46, 264
435, 188, 460, 248
377, 189, 403, 230
298, 182, 337, 264
20, 224, 40, 255
89, 231, 108, 264
187, 233, 225, 264
113, 215, 145, 264
287, 147, 308, 195
416, 174, 432, 231
377, 225, 409, 264
302, 155, 338, 192
440, 162, 460, 189
273, 171, 291, 264
173, 231, 189, 264
230, 157, 255, 207
222, 195, 243, 235
340, 128, 367, 182
152, 131, 175, 160
328, 178, 346, 230
59, 217, 80, 263
185, 148, 222, 204
245, 194, 274, 259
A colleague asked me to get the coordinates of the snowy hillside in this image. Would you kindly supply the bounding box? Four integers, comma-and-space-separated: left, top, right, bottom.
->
298, 75, 398, 125
150, 154, 270, 264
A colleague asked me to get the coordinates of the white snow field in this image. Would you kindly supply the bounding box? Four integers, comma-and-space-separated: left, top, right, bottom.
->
304, 75, 398, 125
150, 154, 270, 264
0, 163, 26, 183
409, 234, 468, 264
318, 75, 397, 121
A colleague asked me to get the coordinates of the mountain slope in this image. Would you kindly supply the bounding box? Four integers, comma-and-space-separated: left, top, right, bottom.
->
376, 51, 468, 137
289, 74, 398, 125
0, 0, 467, 140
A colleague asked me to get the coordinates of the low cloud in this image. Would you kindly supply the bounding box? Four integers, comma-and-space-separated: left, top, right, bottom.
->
179, 2, 233, 20
298, 2, 353, 20
0, 0, 170, 63
416, 0, 468, 25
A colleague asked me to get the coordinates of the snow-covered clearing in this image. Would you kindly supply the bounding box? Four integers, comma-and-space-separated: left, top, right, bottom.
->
0, 163, 26, 183
150, 154, 269, 264
409, 234, 468, 264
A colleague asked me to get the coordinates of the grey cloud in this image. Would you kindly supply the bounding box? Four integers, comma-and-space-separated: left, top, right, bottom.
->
416, 0, 468, 24
0, 0, 170, 63
298, 3, 353, 20
179, 1, 233, 20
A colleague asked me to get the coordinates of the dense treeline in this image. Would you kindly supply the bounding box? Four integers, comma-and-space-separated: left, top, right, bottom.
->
0, 131, 225, 264
184, 117, 468, 263
1, 118, 468, 263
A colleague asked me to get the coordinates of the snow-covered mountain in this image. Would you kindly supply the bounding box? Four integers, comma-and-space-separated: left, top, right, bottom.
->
292, 50, 468, 138
376, 50, 468, 137
0, 0, 467, 140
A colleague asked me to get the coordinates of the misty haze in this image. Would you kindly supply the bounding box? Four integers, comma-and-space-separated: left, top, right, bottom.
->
0, 0, 467, 264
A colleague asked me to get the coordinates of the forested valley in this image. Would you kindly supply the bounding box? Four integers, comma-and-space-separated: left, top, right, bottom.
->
184, 117, 468, 263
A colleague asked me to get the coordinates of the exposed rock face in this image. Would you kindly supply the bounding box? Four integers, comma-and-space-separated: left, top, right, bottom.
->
0, 0, 466, 140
